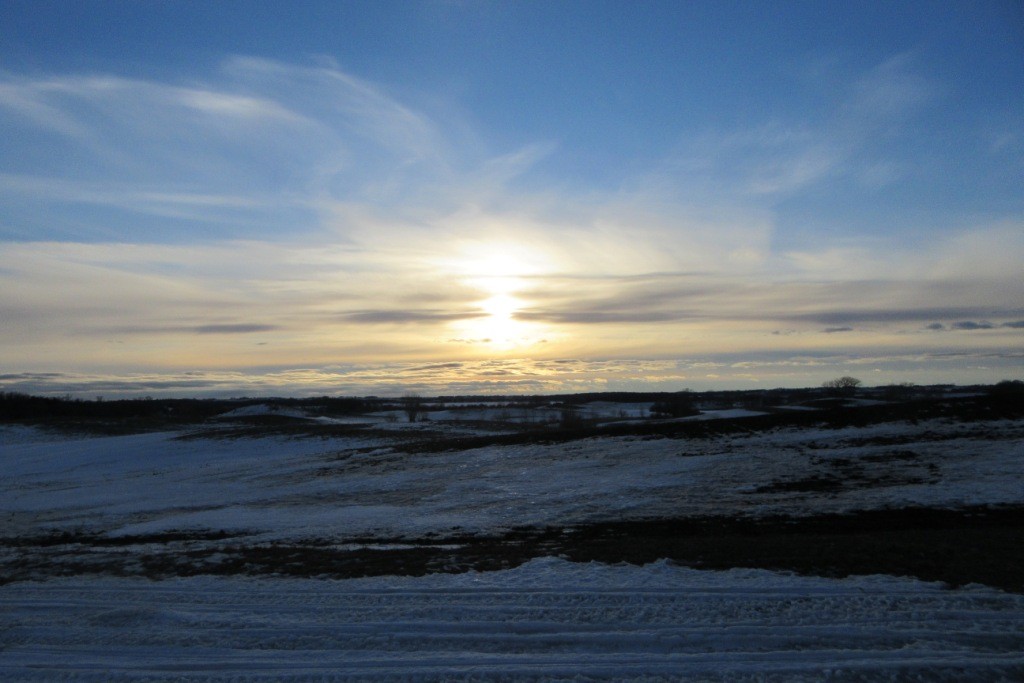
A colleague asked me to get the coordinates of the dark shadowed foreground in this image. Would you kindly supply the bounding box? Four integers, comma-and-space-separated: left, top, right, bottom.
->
4, 505, 1023, 593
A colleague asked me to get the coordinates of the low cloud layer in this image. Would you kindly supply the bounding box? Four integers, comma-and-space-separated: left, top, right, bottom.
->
928, 321, 1024, 332
3, 348, 1022, 398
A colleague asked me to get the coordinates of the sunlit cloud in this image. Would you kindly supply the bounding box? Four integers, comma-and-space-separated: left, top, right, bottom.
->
3, 348, 1023, 399
1, 50, 1021, 394
342, 309, 486, 324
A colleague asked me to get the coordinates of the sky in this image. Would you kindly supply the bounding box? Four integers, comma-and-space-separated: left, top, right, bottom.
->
1, 0, 1022, 397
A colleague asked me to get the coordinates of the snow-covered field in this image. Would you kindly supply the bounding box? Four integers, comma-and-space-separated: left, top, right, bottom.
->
2, 402, 1023, 680
2, 415, 1021, 540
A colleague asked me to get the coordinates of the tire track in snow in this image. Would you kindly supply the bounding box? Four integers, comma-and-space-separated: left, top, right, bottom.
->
2, 559, 1023, 681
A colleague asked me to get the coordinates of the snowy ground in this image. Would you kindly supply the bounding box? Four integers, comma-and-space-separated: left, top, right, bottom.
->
3, 558, 1023, 682
2, 398, 1023, 680
2, 414, 1021, 540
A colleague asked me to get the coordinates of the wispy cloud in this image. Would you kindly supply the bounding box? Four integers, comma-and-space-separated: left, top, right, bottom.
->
663, 52, 936, 200
940, 321, 1024, 332
0, 58, 455, 242
514, 271, 1024, 333
842, 53, 934, 122
223, 56, 444, 158
1, 54, 1021, 392
194, 323, 281, 335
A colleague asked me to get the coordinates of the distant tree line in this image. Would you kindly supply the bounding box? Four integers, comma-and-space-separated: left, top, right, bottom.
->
0, 393, 379, 422
0, 392, 215, 421
988, 380, 1024, 408
4, 380, 1021, 424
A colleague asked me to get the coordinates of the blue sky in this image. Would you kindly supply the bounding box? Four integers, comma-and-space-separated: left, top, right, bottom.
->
1, 1, 1022, 396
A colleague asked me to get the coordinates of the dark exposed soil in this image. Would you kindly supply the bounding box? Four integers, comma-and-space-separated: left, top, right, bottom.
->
552, 506, 1024, 593
10, 389, 1022, 445
4, 506, 1022, 593
392, 393, 1024, 453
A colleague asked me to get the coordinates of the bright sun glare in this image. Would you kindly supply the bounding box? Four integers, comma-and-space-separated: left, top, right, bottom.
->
449, 246, 551, 350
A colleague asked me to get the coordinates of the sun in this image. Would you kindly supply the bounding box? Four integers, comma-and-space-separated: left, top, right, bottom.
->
444, 243, 552, 350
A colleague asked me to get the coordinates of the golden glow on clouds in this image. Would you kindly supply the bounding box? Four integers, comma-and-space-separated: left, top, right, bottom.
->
1, 55, 1021, 395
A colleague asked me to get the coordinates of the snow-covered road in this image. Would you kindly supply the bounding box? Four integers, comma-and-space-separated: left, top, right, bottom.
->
3, 558, 1023, 682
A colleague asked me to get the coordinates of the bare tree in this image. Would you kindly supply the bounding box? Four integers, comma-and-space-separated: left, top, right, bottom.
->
401, 393, 423, 423
822, 376, 862, 395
